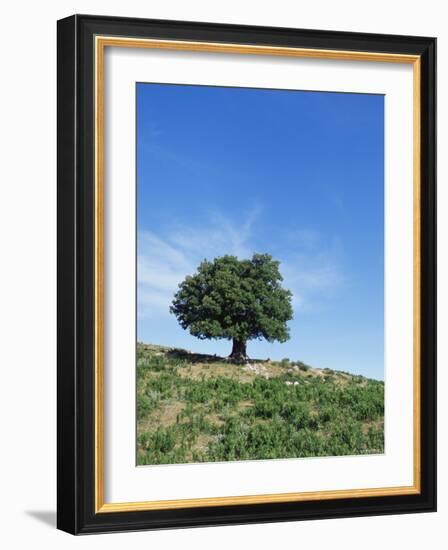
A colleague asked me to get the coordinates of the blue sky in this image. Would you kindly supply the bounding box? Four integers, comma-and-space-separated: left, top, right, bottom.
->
137, 83, 384, 380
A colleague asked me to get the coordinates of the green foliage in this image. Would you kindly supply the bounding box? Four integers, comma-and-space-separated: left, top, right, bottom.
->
290, 360, 311, 371
170, 254, 293, 349
137, 345, 384, 465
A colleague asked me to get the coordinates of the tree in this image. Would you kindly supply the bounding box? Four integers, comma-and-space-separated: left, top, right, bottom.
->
170, 253, 293, 362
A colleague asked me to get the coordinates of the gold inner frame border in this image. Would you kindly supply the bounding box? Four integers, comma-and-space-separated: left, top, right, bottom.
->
94, 35, 421, 513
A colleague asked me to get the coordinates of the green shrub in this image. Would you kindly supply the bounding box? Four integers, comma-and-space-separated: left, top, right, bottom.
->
136, 344, 384, 464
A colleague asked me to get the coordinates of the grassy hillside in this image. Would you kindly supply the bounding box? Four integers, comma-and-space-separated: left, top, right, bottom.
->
137, 343, 384, 465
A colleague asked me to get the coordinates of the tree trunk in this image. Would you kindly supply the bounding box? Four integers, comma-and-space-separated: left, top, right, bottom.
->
229, 338, 248, 363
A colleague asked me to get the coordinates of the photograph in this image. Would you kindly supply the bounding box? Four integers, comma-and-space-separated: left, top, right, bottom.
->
55, 13, 435, 535
136, 82, 385, 466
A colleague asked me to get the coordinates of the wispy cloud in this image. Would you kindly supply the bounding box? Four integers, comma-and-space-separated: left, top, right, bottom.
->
169, 205, 263, 260
282, 254, 344, 312
137, 207, 343, 319
137, 207, 262, 318
137, 232, 193, 318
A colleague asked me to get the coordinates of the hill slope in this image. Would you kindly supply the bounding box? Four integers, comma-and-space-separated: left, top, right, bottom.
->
137, 343, 384, 465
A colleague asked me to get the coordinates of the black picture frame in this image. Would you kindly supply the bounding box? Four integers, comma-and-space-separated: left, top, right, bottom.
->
57, 14, 436, 535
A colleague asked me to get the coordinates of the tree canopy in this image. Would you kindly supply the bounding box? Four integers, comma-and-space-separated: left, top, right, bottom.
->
170, 253, 293, 361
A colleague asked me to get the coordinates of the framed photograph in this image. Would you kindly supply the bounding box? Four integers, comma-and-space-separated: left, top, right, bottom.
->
57, 14, 436, 534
